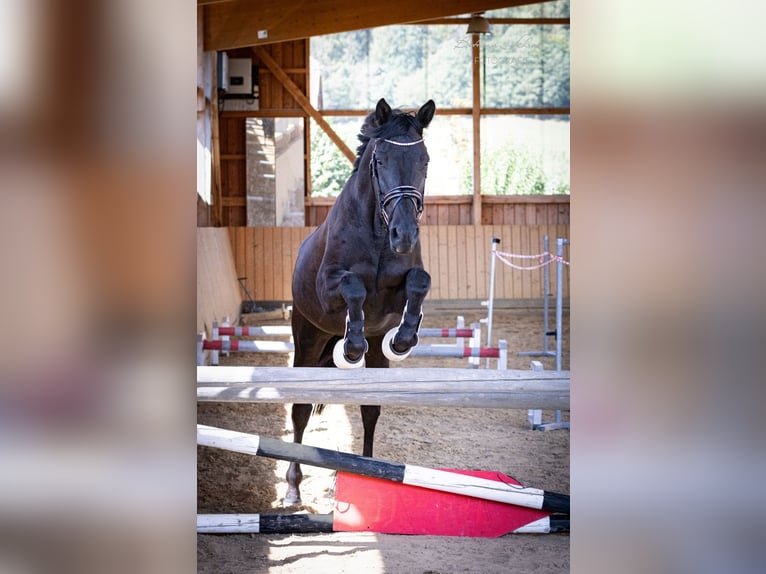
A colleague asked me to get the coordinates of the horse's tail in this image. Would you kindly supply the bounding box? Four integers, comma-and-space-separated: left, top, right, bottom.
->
313, 404, 325, 416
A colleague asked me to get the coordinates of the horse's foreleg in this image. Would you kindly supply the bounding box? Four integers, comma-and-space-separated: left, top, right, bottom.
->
332, 273, 368, 368
285, 403, 312, 505
383, 267, 431, 360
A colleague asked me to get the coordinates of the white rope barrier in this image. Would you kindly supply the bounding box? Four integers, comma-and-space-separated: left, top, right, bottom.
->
493, 250, 570, 271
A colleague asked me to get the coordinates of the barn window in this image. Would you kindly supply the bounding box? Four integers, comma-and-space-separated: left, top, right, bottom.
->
481, 115, 570, 195
309, 6, 569, 200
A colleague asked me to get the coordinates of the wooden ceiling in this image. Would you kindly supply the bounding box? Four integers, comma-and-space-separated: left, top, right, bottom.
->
200, 0, 548, 51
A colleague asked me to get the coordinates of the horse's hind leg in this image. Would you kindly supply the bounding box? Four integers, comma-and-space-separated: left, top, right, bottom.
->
359, 339, 386, 457
285, 403, 312, 506
360, 405, 381, 457
383, 267, 431, 359
285, 405, 310, 506
285, 308, 333, 506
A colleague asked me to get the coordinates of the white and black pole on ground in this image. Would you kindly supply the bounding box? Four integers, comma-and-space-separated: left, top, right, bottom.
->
196, 513, 569, 535
197, 424, 569, 514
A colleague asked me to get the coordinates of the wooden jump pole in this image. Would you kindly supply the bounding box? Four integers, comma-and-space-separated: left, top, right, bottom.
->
196, 366, 569, 410
197, 424, 569, 514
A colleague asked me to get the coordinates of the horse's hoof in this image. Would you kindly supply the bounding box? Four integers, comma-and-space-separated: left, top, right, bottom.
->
382, 327, 413, 361
283, 487, 302, 507
333, 339, 366, 369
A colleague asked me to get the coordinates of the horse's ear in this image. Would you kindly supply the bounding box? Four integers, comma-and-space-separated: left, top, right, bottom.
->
417, 100, 436, 128
375, 98, 392, 125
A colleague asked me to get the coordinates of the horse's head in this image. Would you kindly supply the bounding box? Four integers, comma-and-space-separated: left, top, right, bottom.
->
369, 98, 436, 254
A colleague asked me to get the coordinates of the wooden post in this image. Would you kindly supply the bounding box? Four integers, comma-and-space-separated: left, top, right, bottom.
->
471, 34, 482, 225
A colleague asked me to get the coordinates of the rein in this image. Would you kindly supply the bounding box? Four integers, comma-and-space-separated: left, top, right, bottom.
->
370, 138, 426, 227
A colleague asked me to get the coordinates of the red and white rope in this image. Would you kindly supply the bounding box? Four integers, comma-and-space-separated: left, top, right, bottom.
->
494, 250, 570, 270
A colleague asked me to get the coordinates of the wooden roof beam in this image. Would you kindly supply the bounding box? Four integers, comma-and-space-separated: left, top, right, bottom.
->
203, 0, 547, 51
252, 46, 356, 163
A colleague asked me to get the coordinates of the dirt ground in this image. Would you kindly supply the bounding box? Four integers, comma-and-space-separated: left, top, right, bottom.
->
198, 303, 569, 573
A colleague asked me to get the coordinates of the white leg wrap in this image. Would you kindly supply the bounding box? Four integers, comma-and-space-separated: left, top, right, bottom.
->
333, 338, 366, 369
382, 327, 412, 361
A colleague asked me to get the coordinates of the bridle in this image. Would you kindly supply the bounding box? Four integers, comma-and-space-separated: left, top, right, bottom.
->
370, 138, 426, 227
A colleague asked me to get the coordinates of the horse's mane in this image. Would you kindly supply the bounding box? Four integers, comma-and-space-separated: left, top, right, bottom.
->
353, 109, 425, 171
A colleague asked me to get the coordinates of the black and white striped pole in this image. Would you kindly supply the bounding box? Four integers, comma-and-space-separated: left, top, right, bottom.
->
197, 424, 569, 514
196, 512, 569, 535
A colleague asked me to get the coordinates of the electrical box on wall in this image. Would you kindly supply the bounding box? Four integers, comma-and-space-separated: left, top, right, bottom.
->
216, 52, 259, 111
227, 58, 253, 96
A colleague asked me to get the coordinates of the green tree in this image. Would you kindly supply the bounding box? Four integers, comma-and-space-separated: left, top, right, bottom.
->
310, 118, 358, 197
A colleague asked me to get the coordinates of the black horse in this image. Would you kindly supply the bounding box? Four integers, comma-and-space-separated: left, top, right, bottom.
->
286, 98, 435, 505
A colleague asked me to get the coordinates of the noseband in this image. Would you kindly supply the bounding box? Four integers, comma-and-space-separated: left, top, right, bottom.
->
370, 138, 426, 227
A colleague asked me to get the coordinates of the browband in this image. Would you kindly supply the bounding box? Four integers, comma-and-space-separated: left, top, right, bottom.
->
382, 138, 424, 146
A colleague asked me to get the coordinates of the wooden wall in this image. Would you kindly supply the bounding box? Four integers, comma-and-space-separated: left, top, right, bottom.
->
228, 226, 307, 305
218, 116, 247, 226
228, 224, 569, 303
198, 228, 243, 335
305, 195, 569, 227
